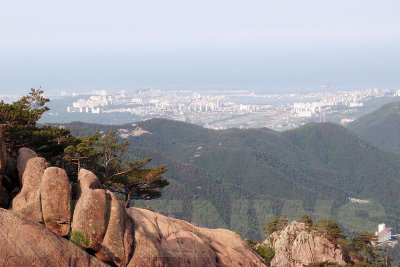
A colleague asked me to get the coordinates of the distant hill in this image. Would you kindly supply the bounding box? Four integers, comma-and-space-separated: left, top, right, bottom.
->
61, 119, 400, 240
348, 101, 400, 156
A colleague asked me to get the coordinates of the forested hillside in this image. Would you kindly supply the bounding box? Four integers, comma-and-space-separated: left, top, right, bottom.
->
61, 119, 400, 240
348, 101, 400, 156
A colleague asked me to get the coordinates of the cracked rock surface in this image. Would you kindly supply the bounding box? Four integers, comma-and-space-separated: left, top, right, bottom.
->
126, 207, 265, 267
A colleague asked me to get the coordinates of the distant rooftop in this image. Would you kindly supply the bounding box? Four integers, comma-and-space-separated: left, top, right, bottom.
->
377, 227, 392, 237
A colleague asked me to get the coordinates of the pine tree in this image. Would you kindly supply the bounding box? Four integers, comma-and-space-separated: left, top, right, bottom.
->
96, 130, 169, 207
64, 130, 169, 207
352, 232, 380, 264
0, 88, 74, 163
298, 214, 315, 229
0, 88, 49, 128
263, 215, 288, 236
318, 219, 345, 244
0, 88, 50, 152
63, 132, 101, 173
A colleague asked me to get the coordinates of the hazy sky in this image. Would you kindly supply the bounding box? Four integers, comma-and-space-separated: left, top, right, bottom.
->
1, 0, 400, 95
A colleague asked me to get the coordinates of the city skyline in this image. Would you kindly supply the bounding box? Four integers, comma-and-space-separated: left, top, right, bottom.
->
23, 87, 399, 131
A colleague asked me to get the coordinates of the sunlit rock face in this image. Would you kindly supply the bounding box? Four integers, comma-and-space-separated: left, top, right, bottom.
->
126, 207, 266, 267
265, 221, 346, 267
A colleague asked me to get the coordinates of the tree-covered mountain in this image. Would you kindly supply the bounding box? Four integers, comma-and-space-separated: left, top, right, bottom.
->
60, 119, 400, 240
348, 101, 400, 156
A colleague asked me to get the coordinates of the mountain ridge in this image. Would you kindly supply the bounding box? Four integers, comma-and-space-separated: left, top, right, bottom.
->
348, 101, 400, 156
58, 118, 400, 240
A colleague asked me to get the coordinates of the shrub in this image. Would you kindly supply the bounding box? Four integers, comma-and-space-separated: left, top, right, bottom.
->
317, 219, 345, 244
263, 215, 288, 236
69, 231, 89, 249
256, 244, 275, 264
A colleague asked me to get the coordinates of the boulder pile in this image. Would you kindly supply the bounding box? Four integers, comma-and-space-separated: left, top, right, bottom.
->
0, 207, 108, 267
71, 169, 133, 266
1, 145, 267, 267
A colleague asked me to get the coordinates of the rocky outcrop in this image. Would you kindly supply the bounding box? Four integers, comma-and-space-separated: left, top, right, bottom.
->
7, 150, 267, 267
12, 157, 49, 222
41, 167, 71, 236
12, 156, 73, 234
126, 207, 265, 267
265, 221, 346, 267
0, 208, 108, 267
198, 228, 263, 267
71, 169, 107, 250
17, 147, 37, 185
72, 169, 133, 267
100, 190, 133, 267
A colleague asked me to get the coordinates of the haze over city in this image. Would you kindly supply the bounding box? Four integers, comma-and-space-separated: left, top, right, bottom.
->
1, 0, 400, 95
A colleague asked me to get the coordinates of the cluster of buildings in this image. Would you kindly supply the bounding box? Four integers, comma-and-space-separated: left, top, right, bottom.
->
66, 89, 271, 118
71, 95, 112, 113
291, 90, 379, 118
58, 87, 400, 130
